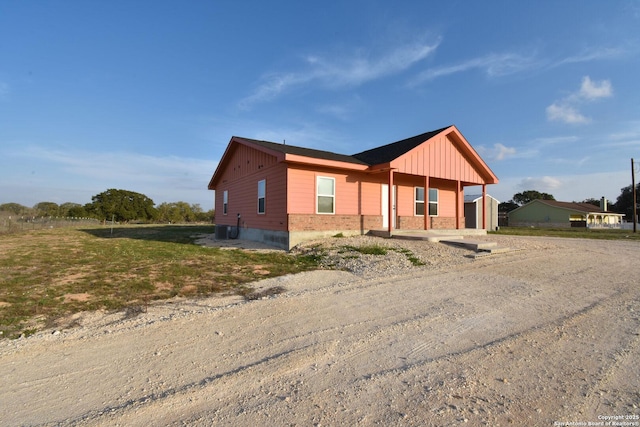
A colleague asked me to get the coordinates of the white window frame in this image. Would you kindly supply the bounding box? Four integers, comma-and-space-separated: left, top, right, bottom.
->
257, 179, 266, 214
316, 176, 335, 214
429, 188, 438, 216
415, 187, 425, 216
223, 190, 228, 215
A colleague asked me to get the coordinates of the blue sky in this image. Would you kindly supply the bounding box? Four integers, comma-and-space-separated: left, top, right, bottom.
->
1, 1, 639, 211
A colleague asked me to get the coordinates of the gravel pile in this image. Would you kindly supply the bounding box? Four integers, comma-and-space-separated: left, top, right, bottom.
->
291, 234, 552, 278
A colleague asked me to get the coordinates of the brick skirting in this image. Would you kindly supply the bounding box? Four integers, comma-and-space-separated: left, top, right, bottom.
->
288, 214, 381, 232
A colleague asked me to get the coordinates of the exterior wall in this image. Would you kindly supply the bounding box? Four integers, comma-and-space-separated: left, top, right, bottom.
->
508, 201, 570, 226
509, 221, 572, 228
287, 165, 385, 216
213, 144, 288, 231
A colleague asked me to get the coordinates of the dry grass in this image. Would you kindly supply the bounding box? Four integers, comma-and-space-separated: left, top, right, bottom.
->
0, 225, 319, 339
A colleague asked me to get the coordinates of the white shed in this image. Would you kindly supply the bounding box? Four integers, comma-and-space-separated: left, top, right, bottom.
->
464, 194, 499, 230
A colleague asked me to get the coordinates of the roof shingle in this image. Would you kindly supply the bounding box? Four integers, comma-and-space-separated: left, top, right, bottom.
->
351, 126, 451, 165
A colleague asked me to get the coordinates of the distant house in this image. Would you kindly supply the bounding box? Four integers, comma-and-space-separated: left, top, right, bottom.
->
208, 125, 499, 249
464, 194, 499, 230
508, 198, 624, 228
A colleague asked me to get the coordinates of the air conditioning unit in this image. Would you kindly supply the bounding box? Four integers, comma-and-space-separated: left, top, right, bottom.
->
215, 224, 228, 239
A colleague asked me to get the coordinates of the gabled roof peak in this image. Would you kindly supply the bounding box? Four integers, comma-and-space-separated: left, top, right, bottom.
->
352, 126, 453, 165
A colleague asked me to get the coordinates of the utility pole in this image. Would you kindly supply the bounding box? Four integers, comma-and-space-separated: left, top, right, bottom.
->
633, 158, 637, 233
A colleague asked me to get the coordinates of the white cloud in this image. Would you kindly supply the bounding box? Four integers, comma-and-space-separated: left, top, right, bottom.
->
518, 176, 562, 192
553, 47, 626, 68
546, 102, 590, 124
477, 143, 517, 161
239, 38, 441, 109
412, 51, 536, 84
534, 135, 579, 145
578, 76, 613, 100
546, 76, 613, 125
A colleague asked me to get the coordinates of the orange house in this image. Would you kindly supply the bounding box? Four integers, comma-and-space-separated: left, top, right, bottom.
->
208, 125, 498, 250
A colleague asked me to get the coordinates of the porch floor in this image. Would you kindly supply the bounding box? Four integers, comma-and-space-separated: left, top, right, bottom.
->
368, 228, 487, 242
368, 229, 510, 256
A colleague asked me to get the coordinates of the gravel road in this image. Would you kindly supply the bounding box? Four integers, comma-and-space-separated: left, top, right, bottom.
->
1, 235, 639, 426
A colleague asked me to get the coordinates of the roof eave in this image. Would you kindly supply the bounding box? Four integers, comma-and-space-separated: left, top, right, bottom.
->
284, 153, 369, 170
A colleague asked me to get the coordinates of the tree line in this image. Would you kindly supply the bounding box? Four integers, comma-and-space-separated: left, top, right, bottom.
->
0, 189, 214, 224
499, 184, 640, 221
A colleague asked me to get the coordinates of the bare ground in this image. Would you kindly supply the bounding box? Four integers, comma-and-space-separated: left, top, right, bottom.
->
1, 236, 639, 426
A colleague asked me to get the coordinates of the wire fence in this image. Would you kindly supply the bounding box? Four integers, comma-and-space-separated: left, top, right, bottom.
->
0, 215, 101, 235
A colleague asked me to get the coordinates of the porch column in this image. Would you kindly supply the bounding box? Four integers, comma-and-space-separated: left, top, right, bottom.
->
424, 175, 430, 230
388, 169, 394, 234
456, 180, 462, 229
482, 184, 487, 230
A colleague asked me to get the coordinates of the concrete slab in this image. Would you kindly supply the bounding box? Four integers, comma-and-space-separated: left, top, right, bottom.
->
440, 239, 498, 251
392, 233, 464, 243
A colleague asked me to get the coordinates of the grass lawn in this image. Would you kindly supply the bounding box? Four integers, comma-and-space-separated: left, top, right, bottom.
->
490, 226, 640, 241
0, 225, 320, 339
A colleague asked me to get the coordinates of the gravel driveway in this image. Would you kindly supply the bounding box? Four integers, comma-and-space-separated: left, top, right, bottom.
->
1, 235, 639, 426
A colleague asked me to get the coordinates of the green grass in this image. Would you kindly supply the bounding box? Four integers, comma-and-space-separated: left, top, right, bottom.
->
490, 226, 640, 241
0, 225, 319, 339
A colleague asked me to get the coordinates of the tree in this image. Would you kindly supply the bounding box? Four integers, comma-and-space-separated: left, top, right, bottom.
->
512, 190, 555, 205
0, 203, 31, 216
580, 198, 601, 207
498, 200, 519, 213
34, 202, 60, 217
156, 202, 210, 223
88, 189, 157, 222
194, 208, 214, 223
59, 202, 89, 218
613, 183, 640, 221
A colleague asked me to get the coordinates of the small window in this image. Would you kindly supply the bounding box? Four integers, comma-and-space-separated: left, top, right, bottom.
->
257, 179, 266, 214
415, 187, 425, 216
429, 188, 438, 216
317, 176, 335, 214
223, 190, 228, 215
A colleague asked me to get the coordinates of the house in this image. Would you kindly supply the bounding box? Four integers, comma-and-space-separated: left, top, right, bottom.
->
208, 125, 499, 250
464, 194, 499, 231
508, 198, 624, 228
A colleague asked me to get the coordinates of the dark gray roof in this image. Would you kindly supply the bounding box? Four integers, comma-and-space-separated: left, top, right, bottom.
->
235, 126, 452, 167
537, 199, 617, 214
235, 137, 369, 165
352, 126, 451, 165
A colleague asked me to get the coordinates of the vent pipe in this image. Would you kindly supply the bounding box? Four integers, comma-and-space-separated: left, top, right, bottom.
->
600, 197, 607, 212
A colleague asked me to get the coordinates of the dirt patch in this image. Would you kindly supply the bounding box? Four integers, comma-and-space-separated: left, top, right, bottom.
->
1, 236, 638, 426
62, 293, 91, 303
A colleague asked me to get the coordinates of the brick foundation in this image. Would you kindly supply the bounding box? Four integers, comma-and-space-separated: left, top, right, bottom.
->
396, 216, 463, 229
288, 214, 381, 232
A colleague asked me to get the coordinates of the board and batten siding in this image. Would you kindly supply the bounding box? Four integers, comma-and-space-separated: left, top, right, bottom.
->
287, 166, 385, 216
391, 134, 485, 184
214, 144, 288, 231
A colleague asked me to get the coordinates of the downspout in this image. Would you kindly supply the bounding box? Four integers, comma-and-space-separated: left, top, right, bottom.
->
229, 213, 241, 239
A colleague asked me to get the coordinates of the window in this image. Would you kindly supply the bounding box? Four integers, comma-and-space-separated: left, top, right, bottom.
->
316, 176, 335, 214
429, 188, 438, 216
415, 187, 425, 216
223, 190, 228, 215
257, 179, 266, 214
